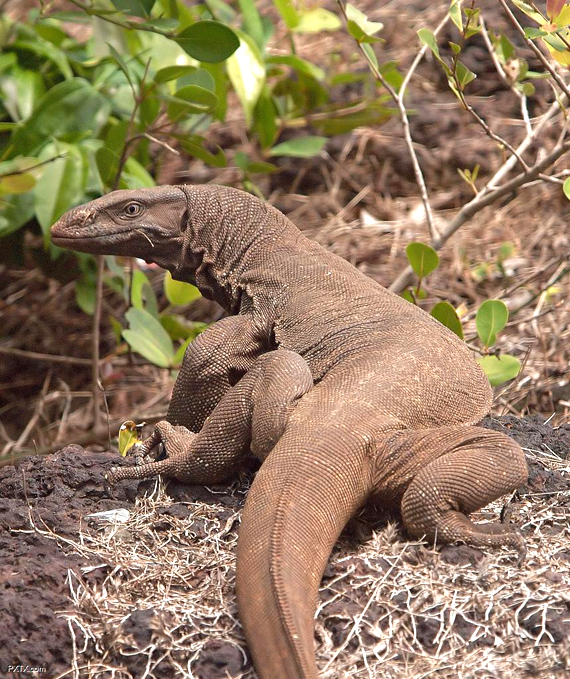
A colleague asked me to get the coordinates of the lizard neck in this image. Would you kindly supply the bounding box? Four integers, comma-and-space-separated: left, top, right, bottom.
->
173, 185, 295, 314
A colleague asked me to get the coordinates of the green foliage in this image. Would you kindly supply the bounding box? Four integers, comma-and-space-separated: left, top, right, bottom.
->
476, 300, 509, 348
123, 307, 175, 368
405, 242, 440, 279
477, 355, 521, 386
269, 136, 328, 158
430, 301, 464, 339
402, 239, 519, 386
164, 271, 201, 306
471, 242, 516, 282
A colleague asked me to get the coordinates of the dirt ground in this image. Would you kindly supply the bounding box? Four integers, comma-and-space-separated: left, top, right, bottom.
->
1, 0, 570, 677
0, 415, 569, 678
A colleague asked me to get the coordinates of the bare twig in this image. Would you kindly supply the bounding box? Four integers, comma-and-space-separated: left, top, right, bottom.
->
0, 153, 69, 178
0, 346, 92, 366
91, 255, 105, 431
479, 15, 532, 136
450, 11, 528, 171
64, 0, 173, 37
336, 1, 448, 239
486, 95, 567, 190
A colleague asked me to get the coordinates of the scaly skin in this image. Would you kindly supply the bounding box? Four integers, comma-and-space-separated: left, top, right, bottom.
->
51, 185, 528, 679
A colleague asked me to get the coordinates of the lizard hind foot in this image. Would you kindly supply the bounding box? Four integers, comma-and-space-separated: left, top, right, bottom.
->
394, 426, 528, 559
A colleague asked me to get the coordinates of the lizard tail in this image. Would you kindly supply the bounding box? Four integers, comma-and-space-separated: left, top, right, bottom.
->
236, 436, 371, 679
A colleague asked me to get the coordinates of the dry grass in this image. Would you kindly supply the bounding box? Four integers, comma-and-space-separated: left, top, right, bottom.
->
24, 443, 567, 679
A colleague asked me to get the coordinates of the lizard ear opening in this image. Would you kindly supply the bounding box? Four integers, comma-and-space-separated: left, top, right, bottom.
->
180, 207, 189, 231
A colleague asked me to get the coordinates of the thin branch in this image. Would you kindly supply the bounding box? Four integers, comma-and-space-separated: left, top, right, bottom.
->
0, 153, 68, 178
498, 0, 570, 100
450, 13, 529, 172
0, 346, 92, 366
485, 94, 567, 190
336, 0, 444, 239
91, 255, 105, 431
65, 0, 173, 37
389, 140, 570, 292
479, 15, 532, 136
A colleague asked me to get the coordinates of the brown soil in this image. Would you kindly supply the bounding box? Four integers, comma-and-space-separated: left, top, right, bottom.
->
1, 416, 569, 678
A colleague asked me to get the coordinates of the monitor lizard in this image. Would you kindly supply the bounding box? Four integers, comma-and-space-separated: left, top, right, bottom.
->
51, 184, 528, 679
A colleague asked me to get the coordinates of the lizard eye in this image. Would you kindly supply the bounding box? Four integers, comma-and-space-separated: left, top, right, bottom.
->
122, 201, 143, 218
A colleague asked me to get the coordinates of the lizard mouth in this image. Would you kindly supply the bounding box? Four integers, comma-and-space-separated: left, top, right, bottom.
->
51, 227, 140, 254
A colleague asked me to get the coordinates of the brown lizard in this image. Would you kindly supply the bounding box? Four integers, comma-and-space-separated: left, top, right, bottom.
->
51, 185, 528, 679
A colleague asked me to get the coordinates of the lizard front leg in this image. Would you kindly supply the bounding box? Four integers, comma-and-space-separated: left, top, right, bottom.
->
166, 314, 270, 433
107, 350, 313, 485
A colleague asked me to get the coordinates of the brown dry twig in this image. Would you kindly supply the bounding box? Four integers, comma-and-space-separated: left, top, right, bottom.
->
336, 0, 451, 240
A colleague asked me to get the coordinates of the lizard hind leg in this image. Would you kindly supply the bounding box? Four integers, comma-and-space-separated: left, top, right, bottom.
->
397, 426, 528, 556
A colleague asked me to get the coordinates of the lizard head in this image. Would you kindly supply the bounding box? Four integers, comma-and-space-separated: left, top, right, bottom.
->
51, 185, 189, 268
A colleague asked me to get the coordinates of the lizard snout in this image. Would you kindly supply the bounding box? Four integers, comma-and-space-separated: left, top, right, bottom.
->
51, 206, 97, 242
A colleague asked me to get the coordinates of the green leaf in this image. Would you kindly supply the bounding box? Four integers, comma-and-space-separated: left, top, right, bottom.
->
267, 55, 326, 81
430, 301, 464, 339
269, 136, 327, 158
273, 0, 299, 29
361, 42, 379, 68
417, 28, 451, 75
405, 242, 440, 278
511, 0, 543, 23
449, 0, 463, 32
175, 21, 240, 63
346, 3, 383, 41
11, 78, 110, 156
476, 299, 509, 348
160, 314, 203, 341
0, 191, 35, 238
226, 30, 266, 127
253, 89, 278, 149
178, 135, 227, 167
75, 276, 96, 315
120, 157, 156, 189
111, 0, 156, 17
177, 68, 216, 92
164, 270, 201, 306
139, 95, 160, 126
238, 0, 265, 48
247, 161, 278, 174
293, 8, 341, 33
455, 60, 476, 89
154, 65, 197, 83
524, 27, 548, 39
107, 43, 135, 90
173, 336, 194, 366
123, 307, 175, 368
131, 269, 159, 317
498, 34, 516, 62
0, 173, 36, 194
95, 120, 128, 189
165, 84, 218, 121
401, 288, 428, 303
34, 144, 86, 241
477, 355, 521, 386
3, 67, 45, 121
563, 176, 570, 200
12, 38, 73, 80
313, 100, 394, 135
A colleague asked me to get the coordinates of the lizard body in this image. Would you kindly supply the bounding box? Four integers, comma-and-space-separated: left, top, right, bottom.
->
51, 185, 528, 679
